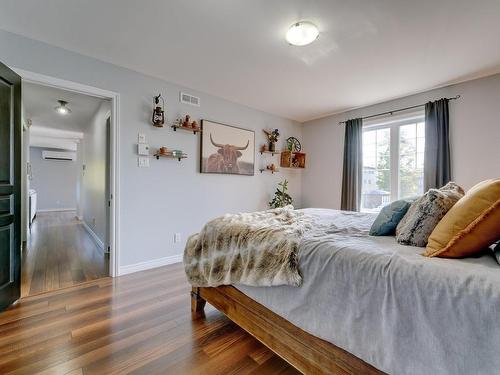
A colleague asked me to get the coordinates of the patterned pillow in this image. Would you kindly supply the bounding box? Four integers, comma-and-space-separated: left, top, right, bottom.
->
395, 182, 465, 247
491, 241, 500, 265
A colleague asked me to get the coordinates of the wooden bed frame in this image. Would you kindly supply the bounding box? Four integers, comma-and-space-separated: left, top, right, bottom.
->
191, 286, 385, 375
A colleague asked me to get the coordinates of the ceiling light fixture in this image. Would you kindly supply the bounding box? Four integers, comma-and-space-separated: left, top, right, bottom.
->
54, 100, 71, 115
286, 21, 319, 46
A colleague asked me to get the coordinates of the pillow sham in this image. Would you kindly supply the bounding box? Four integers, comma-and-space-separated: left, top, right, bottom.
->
491, 241, 500, 266
395, 182, 464, 247
424, 179, 500, 258
369, 198, 416, 236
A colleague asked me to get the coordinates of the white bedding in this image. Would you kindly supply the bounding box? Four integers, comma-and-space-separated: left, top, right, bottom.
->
236, 208, 500, 375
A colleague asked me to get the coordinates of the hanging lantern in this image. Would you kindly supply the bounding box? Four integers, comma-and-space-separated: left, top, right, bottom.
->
152, 94, 165, 127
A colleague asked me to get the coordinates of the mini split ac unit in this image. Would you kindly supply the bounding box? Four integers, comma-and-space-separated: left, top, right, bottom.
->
42, 150, 76, 161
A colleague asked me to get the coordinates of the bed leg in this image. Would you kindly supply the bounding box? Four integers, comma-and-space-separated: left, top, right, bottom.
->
191, 287, 206, 313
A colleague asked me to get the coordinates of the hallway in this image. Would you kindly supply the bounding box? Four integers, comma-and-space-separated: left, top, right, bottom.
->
22, 211, 109, 297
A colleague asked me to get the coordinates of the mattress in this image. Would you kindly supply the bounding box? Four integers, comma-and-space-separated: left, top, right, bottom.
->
236, 208, 500, 375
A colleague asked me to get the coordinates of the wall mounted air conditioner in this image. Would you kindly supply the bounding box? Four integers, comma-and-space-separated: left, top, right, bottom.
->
42, 150, 76, 161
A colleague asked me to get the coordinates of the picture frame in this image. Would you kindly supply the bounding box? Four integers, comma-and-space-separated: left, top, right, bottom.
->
200, 120, 255, 176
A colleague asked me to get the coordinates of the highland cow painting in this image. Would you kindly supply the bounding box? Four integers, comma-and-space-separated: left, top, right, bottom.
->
200, 120, 255, 175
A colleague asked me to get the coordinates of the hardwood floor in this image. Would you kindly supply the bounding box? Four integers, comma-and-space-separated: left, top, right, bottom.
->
1, 263, 299, 375
22, 211, 109, 297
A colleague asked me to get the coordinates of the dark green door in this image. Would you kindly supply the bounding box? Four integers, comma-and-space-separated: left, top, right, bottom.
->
0, 62, 21, 311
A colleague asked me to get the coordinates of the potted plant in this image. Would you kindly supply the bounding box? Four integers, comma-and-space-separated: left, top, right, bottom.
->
269, 180, 293, 208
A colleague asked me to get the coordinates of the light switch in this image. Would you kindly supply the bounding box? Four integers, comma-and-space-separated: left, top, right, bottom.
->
138, 133, 146, 143
138, 143, 150, 155
138, 156, 149, 167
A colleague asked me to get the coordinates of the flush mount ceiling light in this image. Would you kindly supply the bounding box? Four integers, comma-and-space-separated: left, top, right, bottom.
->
54, 100, 71, 115
286, 21, 319, 46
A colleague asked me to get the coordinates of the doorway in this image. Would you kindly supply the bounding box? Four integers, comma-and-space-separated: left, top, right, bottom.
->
16, 69, 120, 297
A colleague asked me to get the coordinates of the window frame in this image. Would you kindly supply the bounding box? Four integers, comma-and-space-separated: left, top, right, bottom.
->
361, 110, 425, 211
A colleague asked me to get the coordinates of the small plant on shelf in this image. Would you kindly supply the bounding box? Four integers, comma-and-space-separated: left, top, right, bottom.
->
269, 179, 293, 208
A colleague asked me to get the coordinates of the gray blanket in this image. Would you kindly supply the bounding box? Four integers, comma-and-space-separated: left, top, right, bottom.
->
237, 209, 500, 375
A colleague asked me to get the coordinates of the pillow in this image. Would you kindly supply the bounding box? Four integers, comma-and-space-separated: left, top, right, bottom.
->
423, 179, 500, 258
369, 198, 416, 236
491, 241, 500, 265
395, 182, 464, 247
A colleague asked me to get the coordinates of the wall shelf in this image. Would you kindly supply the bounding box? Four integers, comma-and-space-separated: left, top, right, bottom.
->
280, 151, 306, 169
259, 168, 280, 174
259, 150, 282, 156
171, 124, 201, 134
154, 151, 187, 161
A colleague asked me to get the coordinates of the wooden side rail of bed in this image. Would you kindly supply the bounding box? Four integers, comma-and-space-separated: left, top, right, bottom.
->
191, 286, 385, 375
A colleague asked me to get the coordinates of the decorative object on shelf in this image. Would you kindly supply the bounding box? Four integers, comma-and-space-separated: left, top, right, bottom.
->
260, 144, 268, 153
152, 94, 165, 127
280, 151, 306, 169
171, 115, 201, 134
263, 129, 280, 152
154, 147, 187, 161
201, 120, 255, 176
286, 137, 301, 152
269, 180, 293, 208
260, 163, 279, 174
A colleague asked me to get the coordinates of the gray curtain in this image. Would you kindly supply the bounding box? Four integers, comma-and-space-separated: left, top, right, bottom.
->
424, 99, 451, 190
341, 118, 363, 211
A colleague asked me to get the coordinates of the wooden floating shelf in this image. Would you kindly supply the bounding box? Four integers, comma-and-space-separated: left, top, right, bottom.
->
171, 124, 202, 134
259, 150, 283, 156
259, 168, 280, 174
154, 152, 187, 161
281, 166, 304, 170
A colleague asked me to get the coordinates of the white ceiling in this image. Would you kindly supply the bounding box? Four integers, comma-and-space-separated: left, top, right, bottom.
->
23, 82, 105, 132
3, 0, 500, 122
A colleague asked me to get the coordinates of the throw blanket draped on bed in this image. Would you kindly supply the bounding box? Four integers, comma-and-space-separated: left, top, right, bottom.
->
184, 206, 313, 287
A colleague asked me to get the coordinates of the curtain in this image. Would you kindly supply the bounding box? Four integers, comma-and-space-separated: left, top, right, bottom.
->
424, 99, 451, 190
341, 118, 363, 211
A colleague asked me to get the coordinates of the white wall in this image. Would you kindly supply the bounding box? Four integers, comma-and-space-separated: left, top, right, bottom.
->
81, 101, 110, 245
29, 147, 78, 211
0, 30, 303, 270
302, 73, 500, 209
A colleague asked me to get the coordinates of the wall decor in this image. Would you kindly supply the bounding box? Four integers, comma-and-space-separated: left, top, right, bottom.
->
286, 137, 301, 152
151, 94, 165, 127
263, 128, 280, 152
200, 120, 255, 175
171, 115, 201, 134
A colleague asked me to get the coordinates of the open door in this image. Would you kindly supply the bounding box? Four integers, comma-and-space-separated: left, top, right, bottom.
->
0, 62, 21, 311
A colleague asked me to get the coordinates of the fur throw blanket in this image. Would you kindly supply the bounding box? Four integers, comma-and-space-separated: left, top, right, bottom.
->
184, 206, 313, 287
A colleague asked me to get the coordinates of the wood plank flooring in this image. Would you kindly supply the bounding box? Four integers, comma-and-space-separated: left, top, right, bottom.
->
22, 211, 109, 297
1, 263, 300, 375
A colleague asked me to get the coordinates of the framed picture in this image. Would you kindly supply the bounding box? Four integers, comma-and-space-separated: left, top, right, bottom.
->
200, 120, 255, 175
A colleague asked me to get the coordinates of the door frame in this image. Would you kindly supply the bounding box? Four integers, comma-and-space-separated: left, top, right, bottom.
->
13, 67, 121, 278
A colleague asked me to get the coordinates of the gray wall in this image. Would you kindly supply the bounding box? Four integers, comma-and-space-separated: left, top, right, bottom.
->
81, 101, 111, 245
301, 73, 500, 209
0, 30, 303, 269
29, 147, 78, 211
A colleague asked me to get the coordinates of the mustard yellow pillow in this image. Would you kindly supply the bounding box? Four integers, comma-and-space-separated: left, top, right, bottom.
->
424, 179, 500, 258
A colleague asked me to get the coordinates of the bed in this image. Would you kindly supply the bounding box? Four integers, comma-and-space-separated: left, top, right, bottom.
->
190, 208, 500, 375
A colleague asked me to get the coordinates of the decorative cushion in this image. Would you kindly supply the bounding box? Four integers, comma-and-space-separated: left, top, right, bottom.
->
369, 198, 416, 236
491, 241, 500, 265
423, 179, 500, 258
395, 182, 464, 247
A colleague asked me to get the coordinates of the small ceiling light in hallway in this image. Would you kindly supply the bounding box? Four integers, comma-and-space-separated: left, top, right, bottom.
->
54, 100, 71, 115
286, 21, 319, 46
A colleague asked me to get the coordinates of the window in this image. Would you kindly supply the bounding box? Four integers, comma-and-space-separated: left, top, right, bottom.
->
361, 113, 425, 212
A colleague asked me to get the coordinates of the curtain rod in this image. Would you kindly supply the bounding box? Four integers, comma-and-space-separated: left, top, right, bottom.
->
338, 95, 461, 125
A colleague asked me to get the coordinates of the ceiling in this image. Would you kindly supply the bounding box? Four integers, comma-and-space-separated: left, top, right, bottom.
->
23, 82, 105, 132
3, 0, 500, 122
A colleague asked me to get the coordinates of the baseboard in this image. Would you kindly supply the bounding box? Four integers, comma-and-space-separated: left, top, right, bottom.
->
82, 221, 105, 250
119, 254, 183, 276
37, 208, 76, 213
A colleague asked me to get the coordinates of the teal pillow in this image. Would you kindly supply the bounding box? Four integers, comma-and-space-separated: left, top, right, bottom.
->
369, 198, 415, 236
